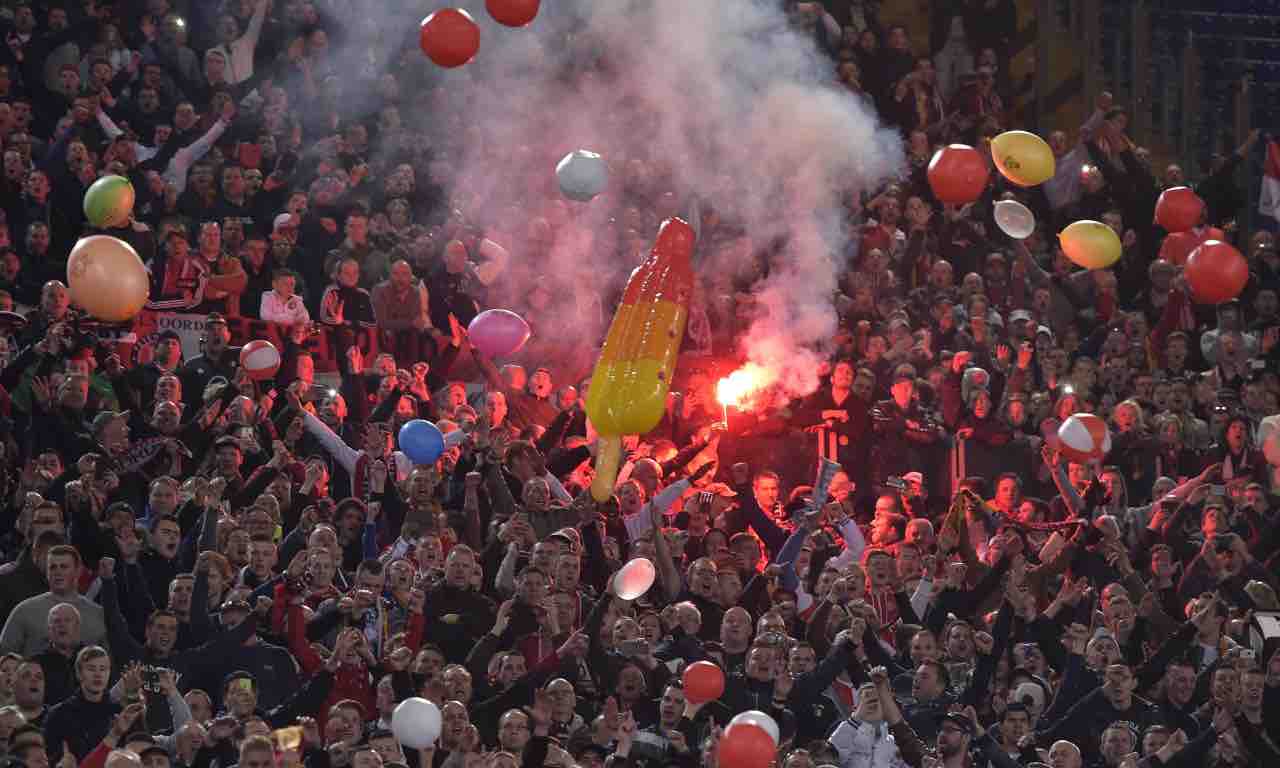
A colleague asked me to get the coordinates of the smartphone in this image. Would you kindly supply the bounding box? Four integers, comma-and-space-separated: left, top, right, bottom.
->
235, 678, 254, 693
618, 639, 648, 658
1209, 485, 1226, 497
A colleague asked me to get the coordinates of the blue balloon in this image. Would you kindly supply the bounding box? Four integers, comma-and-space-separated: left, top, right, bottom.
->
398, 419, 445, 465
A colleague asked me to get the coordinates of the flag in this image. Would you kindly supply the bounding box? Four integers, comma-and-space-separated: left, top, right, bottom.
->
1259, 139, 1280, 227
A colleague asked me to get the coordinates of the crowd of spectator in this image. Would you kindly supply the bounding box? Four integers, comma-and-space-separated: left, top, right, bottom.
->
0, 2, 1277, 768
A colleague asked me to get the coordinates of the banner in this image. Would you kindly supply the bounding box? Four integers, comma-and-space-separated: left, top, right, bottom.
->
125, 311, 382, 373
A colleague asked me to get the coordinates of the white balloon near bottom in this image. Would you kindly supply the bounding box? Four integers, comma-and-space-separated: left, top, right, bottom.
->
391, 697, 442, 748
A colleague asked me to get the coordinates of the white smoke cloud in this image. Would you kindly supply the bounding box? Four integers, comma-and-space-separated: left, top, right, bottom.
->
338, 0, 903, 398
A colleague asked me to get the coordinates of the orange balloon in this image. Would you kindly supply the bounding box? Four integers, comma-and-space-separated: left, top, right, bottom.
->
682, 661, 725, 704
927, 145, 989, 205
486, 0, 539, 26
1154, 186, 1204, 233
718, 724, 775, 768
419, 9, 479, 68
1186, 240, 1249, 304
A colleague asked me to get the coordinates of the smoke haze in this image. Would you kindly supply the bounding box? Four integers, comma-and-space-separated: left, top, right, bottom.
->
330, 0, 904, 400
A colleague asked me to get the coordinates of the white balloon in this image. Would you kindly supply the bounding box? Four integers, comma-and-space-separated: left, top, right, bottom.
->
612, 557, 656, 601
391, 697, 442, 749
729, 710, 780, 745
556, 150, 608, 202
994, 200, 1036, 240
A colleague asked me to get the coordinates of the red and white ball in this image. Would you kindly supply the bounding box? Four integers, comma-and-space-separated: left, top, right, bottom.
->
1057, 413, 1111, 464
239, 340, 281, 381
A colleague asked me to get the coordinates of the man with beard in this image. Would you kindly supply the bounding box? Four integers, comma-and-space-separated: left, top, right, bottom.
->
179, 314, 239, 409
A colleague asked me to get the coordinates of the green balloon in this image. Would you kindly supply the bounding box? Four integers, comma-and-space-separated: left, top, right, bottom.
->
83, 175, 136, 228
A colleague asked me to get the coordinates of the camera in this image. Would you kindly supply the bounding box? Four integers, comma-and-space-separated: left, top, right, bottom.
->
885, 476, 906, 491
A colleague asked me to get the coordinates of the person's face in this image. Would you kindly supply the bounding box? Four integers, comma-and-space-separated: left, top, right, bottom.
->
911, 632, 942, 660
972, 391, 992, 419
754, 476, 780, 509
1164, 664, 1195, 706
444, 550, 475, 588
1049, 742, 1082, 768
913, 661, 944, 700
146, 614, 179, 653
78, 655, 111, 696
47, 605, 81, 649
1101, 727, 1134, 765
150, 517, 181, 558
15, 661, 44, 707
528, 370, 553, 399
1212, 667, 1239, 707
1101, 664, 1136, 706
947, 623, 974, 658
498, 711, 530, 752
27, 222, 50, 252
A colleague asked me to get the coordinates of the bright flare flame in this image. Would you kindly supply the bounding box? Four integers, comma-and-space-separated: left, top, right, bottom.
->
716, 364, 769, 410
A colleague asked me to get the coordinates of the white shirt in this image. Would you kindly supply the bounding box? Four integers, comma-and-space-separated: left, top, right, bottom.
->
206, 0, 267, 85
828, 718, 910, 768
260, 290, 311, 326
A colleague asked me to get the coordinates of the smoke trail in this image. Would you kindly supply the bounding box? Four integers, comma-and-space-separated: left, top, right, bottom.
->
323, 0, 903, 398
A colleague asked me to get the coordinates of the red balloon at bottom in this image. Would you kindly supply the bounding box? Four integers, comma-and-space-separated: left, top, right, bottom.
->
718, 724, 775, 768
419, 8, 480, 68
1186, 240, 1249, 304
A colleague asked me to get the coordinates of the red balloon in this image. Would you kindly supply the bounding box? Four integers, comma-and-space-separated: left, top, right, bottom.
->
1186, 240, 1249, 304
682, 661, 725, 704
419, 9, 480, 68
927, 145, 990, 205
718, 724, 775, 768
486, 0, 539, 26
1154, 186, 1204, 233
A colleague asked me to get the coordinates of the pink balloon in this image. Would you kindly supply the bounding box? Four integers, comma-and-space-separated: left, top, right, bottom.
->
468, 309, 531, 359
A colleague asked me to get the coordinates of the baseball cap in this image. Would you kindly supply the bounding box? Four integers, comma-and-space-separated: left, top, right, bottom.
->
902, 471, 923, 486
1009, 309, 1033, 324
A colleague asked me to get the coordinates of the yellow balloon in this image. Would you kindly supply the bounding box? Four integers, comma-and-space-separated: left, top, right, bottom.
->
1059, 220, 1121, 270
591, 435, 623, 502
991, 130, 1056, 187
67, 235, 150, 322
